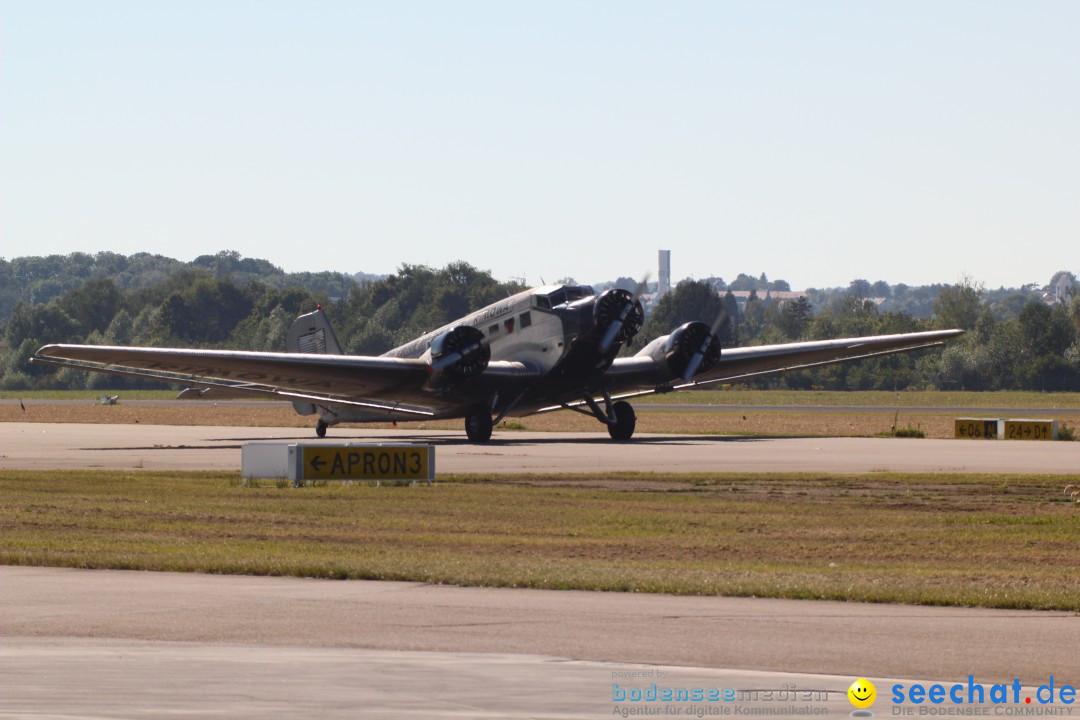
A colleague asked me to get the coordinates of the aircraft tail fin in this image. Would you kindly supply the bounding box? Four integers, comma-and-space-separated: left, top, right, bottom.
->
287, 307, 343, 416
287, 307, 343, 356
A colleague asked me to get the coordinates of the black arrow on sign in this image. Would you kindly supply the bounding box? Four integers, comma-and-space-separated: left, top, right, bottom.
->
310, 455, 327, 473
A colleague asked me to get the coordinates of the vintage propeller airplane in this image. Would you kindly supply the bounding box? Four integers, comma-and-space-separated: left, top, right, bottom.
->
31, 283, 962, 442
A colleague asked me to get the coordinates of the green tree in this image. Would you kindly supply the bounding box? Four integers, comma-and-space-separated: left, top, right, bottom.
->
742, 290, 766, 340
232, 305, 292, 352
348, 321, 395, 355
848, 279, 871, 299
4, 302, 82, 347
1017, 302, 1073, 358
933, 279, 983, 330
334, 261, 522, 352
57, 278, 123, 335
635, 280, 725, 350
728, 273, 759, 291
1011, 302, 1077, 390
777, 296, 813, 340
104, 309, 134, 345
870, 280, 892, 298
130, 306, 166, 345
158, 275, 256, 345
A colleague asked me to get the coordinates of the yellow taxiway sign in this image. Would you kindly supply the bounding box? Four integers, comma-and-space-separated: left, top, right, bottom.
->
301, 445, 434, 481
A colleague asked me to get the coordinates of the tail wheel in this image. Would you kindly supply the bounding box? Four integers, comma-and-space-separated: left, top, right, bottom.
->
465, 406, 493, 443
315, 420, 328, 438
607, 401, 636, 441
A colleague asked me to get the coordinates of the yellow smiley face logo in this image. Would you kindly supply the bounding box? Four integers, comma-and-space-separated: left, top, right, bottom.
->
848, 678, 877, 708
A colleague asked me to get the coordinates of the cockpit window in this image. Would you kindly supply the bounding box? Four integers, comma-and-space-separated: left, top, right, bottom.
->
535, 285, 595, 310
564, 286, 594, 302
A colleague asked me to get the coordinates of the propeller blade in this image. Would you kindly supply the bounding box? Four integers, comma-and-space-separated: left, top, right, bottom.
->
633, 273, 651, 299
681, 305, 728, 382
430, 338, 487, 376
681, 345, 706, 382
429, 351, 464, 375
599, 301, 633, 353
598, 272, 650, 355
428, 329, 491, 379
599, 323, 622, 355
708, 305, 729, 342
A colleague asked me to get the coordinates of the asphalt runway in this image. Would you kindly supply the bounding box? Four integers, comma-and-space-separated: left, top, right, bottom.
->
3, 421, 1080, 473
3, 422, 1079, 718
3, 567, 1078, 719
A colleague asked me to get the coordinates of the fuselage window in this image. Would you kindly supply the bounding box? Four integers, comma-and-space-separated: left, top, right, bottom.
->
519, 312, 532, 328
489, 324, 499, 335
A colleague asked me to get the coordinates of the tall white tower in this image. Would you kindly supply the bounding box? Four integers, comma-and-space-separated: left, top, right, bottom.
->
658, 249, 671, 295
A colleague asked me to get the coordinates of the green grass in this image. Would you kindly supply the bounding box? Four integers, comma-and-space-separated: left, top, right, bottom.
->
2, 469, 1078, 610
876, 425, 927, 438
0, 389, 181, 400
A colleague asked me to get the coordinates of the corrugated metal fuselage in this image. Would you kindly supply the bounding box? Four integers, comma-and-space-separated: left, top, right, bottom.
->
383, 285, 576, 376
322, 285, 603, 424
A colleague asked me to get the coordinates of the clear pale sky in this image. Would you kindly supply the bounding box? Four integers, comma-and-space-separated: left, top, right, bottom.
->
2, 1, 1077, 290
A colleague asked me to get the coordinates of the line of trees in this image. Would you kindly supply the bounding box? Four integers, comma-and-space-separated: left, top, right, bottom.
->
633, 276, 1080, 392
2, 252, 1077, 392
1, 254, 524, 390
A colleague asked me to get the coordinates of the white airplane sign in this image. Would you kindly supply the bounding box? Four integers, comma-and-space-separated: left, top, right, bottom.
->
32, 284, 962, 442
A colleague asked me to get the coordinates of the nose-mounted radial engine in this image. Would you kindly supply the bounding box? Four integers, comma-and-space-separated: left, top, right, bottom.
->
540, 287, 648, 441
662, 321, 722, 382
428, 325, 490, 382
547, 287, 646, 385
592, 288, 645, 358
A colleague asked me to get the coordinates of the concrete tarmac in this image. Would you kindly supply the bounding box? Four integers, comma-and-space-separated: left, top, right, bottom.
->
4, 422, 1080, 473
2, 567, 1078, 719
3, 423, 1079, 718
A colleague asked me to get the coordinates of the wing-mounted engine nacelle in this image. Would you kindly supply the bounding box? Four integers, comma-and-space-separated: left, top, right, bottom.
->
593, 288, 645, 352
658, 321, 721, 381
429, 325, 490, 381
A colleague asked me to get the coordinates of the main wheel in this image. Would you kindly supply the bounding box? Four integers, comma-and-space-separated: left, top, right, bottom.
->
315, 419, 328, 438
607, 400, 636, 441
464, 407, 493, 442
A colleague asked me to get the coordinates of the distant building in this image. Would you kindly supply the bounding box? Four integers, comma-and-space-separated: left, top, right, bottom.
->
1046, 273, 1077, 305
726, 289, 808, 311
658, 250, 671, 295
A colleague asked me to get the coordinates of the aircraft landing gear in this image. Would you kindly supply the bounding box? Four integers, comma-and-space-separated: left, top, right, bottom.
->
315, 419, 328, 438
607, 400, 636, 441
577, 393, 637, 441
464, 406, 493, 443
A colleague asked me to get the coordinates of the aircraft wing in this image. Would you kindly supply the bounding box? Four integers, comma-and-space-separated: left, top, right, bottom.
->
600, 329, 965, 399
33, 329, 962, 424
30, 344, 539, 417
